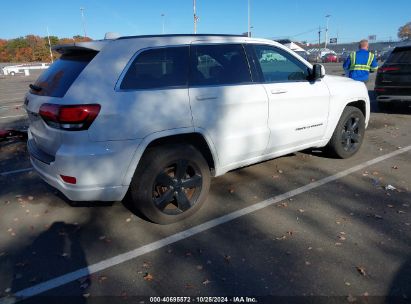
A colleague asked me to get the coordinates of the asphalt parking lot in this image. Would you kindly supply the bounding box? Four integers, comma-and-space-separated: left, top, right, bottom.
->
0, 64, 410, 303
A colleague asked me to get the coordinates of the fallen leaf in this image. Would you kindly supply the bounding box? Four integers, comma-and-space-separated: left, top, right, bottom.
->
143, 273, 153, 281
347, 294, 356, 303
385, 185, 396, 191
335, 242, 342, 246
338, 236, 346, 241
298, 209, 305, 213
276, 235, 286, 240
278, 169, 283, 174
202, 279, 211, 285
374, 214, 383, 219
305, 261, 311, 265
83, 293, 90, 298
356, 266, 367, 276
185, 283, 195, 289
387, 204, 394, 208
126, 218, 131, 222
142, 261, 151, 268
398, 210, 406, 214
345, 282, 351, 286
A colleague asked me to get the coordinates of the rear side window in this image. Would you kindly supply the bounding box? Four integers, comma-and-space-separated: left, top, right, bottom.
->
31, 51, 97, 97
387, 47, 411, 64
120, 47, 189, 90
189, 44, 252, 86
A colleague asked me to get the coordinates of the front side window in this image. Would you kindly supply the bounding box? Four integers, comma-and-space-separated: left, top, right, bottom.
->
120, 46, 189, 90
189, 44, 252, 86
253, 45, 309, 82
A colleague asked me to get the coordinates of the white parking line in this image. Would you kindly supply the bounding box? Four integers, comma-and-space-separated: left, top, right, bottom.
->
2, 145, 411, 303
0, 114, 26, 120
0, 168, 33, 177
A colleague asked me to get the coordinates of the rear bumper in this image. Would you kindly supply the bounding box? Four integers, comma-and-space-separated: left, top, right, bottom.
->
28, 130, 141, 202
376, 95, 411, 103
31, 156, 129, 201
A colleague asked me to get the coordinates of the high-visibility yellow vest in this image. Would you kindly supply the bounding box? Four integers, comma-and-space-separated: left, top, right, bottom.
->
349, 51, 375, 71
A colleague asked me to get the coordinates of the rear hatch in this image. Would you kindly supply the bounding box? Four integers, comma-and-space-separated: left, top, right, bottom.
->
25, 43, 102, 157
376, 46, 411, 95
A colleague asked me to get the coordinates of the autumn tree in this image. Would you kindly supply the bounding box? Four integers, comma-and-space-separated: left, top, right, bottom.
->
398, 22, 411, 40
0, 35, 93, 62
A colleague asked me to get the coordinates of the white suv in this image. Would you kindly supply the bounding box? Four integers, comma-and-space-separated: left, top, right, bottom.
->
25, 34, 370, 224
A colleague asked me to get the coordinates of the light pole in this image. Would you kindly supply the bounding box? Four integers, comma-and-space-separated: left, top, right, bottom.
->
46, 27, 53, 63
324, 14, 331, 49
161, 13, 165, 34
193, 0, 199, 34
80, 7, 87, 38
248, 0, 251, 37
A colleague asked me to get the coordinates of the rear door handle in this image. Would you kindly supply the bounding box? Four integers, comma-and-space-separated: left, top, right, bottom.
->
196, 95, 218, 101
270, 89, 288, 94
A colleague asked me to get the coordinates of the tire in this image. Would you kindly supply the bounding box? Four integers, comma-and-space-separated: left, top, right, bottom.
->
129, 144, 211, 224
327, 106, 365, 159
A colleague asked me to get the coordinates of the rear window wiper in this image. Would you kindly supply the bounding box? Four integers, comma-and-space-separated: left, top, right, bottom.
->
29, 84, 42, 92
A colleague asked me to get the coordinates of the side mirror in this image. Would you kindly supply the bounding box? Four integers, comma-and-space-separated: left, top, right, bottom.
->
311, 64, 326, 80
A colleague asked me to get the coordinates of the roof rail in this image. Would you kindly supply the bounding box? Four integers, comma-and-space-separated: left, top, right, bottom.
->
117, 34, 245, 40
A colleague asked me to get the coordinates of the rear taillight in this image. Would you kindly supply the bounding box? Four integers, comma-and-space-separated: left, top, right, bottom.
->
378, 67, 400, 73
39, 104, 100, 130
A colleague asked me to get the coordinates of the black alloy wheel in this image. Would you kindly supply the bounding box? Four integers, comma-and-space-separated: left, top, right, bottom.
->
130, 144, 210, 224
327, 106, 365, 159
153, 159, 203, 215
340, 116, 361, 153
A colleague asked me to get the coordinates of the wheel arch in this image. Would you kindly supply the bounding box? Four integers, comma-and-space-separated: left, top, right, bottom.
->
122, 129, 219, 186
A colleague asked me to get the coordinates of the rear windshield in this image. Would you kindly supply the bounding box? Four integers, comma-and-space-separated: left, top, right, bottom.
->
387, 47, 411, 64
30, 51, 97, 97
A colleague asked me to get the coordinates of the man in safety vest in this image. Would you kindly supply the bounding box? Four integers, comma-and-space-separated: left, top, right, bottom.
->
343, 39, 378, 82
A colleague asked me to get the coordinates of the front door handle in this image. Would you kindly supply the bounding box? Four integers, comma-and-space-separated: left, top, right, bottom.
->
196, 95, 218, 101
270, 89, 288, 94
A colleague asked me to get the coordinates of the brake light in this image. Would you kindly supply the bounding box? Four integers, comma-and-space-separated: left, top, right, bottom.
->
60, 175, 77, 184
39, 104, 100, 130
379, 67, 400, 73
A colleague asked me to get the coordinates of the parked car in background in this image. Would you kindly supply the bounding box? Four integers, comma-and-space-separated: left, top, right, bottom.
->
322, 53, 338, 63
375, 45, 411, 111
294, 50, 309, 61
25, 34, 370, 224
339, 51, 351, 63
2, 63, 50, 76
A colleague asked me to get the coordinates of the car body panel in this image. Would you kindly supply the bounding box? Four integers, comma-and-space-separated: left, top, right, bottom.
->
25, 35, 371, 202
